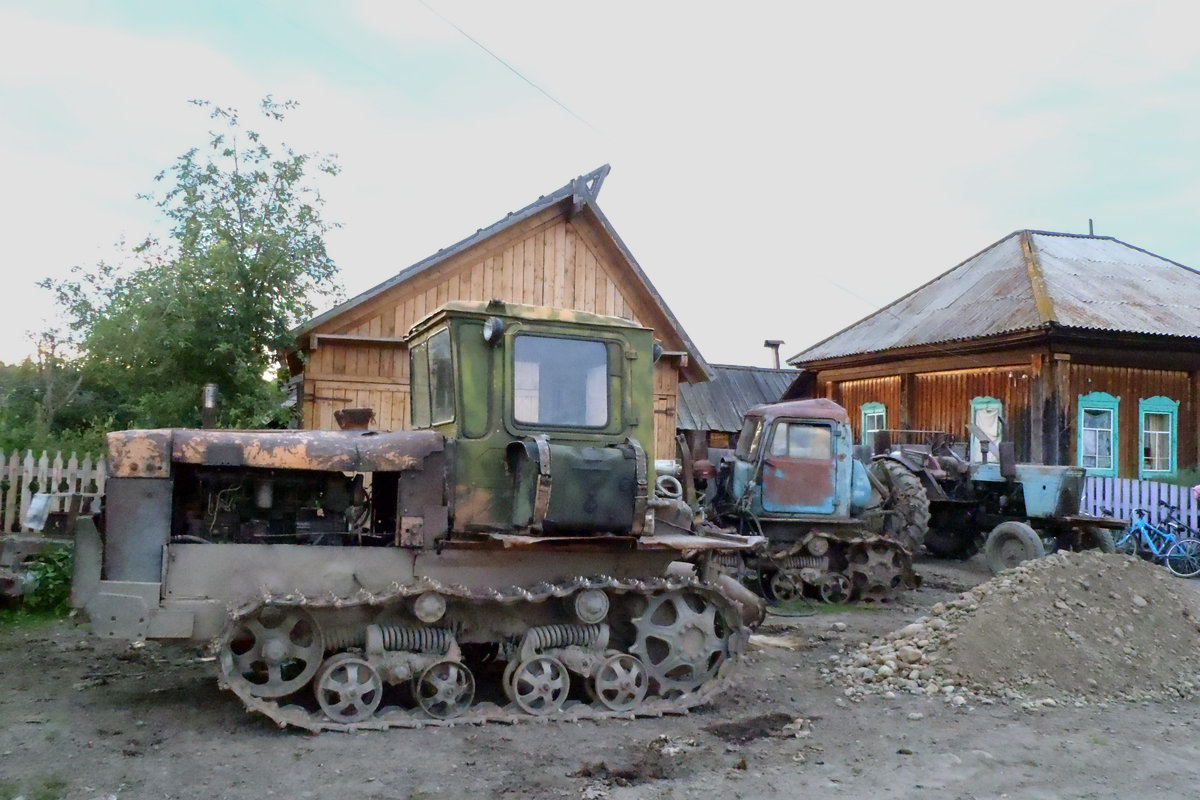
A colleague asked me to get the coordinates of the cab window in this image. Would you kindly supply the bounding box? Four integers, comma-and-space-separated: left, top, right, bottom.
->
770, 422, 832, 460
513, 334, 608, 426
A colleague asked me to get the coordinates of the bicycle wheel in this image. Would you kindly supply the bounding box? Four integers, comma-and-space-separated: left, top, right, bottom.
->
1114, 530, 1139, 556
1164, 538, 1200, 578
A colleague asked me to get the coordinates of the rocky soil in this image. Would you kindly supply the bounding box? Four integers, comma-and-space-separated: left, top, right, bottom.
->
5, 554, 1200, 799
832, 551, 1200, 708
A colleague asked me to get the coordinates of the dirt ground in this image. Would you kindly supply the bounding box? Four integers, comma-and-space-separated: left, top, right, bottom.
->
4, 554, 1200, 800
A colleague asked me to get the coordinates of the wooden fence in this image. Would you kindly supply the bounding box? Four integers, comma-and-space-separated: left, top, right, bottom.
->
0, 449, 105, 534
1081, 476, 1200, 531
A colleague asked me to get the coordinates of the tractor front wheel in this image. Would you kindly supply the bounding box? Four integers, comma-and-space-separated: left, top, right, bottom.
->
983, 521, 1045, 574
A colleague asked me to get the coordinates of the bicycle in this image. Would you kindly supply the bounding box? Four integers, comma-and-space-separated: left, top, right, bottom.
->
1111, 503, 1200, 578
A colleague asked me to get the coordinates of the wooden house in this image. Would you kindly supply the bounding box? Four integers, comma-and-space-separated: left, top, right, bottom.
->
285, 166, 709, 461
786, 230, 1200, 479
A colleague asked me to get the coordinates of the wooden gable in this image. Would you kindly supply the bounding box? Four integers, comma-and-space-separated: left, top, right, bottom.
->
292, 167, 706, 461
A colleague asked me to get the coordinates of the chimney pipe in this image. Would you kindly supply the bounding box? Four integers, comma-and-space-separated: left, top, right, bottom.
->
763, 340, 785, 369
201, 383, 218, 429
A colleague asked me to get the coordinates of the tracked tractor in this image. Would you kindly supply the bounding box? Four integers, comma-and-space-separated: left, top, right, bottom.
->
704, 399, 922, 602
71, 301, 767, 731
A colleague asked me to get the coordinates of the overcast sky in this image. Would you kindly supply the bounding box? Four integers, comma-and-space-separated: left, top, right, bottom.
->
2, 1, 1199, 368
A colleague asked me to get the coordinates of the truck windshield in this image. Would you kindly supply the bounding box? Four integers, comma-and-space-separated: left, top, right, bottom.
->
513, 335, 608, 426
735, 418, 764, 460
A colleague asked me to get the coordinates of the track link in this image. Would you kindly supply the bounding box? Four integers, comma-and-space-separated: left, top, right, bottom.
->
212, 575, 748, 732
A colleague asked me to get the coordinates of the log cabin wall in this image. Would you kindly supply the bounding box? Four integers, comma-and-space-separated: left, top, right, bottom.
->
297, 206, 691, 464
1069, 363, 1195, 476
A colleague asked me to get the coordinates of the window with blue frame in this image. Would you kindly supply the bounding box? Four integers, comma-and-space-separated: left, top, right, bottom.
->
861, 402, 886, 446
1139, 396, 1178, 478
1077, 392, 1119, 477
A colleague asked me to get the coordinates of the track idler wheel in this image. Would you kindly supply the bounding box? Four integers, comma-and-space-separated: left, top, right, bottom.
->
220, 605, 324, 698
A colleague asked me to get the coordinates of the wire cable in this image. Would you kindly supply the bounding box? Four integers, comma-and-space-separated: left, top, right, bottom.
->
417, 0, 599, 134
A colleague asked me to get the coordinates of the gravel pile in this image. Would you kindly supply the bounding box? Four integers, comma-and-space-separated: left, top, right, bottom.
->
827, 550, 1200, 707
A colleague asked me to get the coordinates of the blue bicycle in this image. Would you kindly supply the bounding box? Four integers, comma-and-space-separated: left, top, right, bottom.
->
1112, 503, 1200, 578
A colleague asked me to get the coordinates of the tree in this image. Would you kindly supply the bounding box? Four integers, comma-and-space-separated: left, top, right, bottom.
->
41, 97, 342, 430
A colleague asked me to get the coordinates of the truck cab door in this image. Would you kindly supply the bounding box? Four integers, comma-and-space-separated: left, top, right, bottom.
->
760, 420, 838, 514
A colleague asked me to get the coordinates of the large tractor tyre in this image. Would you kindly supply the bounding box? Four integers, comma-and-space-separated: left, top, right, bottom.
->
1078, 526, 1116, 554
922, 527, 982, 561
983, 521, 1045, 574
870, 459, 931, 554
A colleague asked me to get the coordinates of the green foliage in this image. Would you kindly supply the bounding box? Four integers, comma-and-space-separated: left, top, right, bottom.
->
22, 547, 73, 615
34, 96, 342, 433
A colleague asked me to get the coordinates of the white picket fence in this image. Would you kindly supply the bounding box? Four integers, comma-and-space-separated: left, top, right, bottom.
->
1081, 476, 1200, 530
0, 449, 105, 534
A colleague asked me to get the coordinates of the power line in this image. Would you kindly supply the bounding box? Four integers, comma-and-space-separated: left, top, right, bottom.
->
417, 0, 598, 134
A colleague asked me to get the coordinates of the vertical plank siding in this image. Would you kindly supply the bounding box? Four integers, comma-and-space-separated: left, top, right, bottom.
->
300, 214, 683, 458
833, 377, 901, 441
913, 366, 1032, 459
1070, 364, 1194, 477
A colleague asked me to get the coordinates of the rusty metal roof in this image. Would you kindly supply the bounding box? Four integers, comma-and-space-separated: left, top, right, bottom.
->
790, 230, 1200, 364
677, 364, 799, 432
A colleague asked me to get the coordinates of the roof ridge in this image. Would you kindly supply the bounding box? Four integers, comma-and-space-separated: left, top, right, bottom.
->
787, 230, 1025, 364
1021, 231, 1057, 324
294, 166, 610, 337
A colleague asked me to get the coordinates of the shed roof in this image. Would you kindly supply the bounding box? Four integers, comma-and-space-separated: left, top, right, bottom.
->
789, 230, 1200, 365
294, 165, 711, 380
677, 364, 799, 433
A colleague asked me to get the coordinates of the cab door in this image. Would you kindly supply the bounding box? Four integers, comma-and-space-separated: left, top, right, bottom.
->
760, 420, 838, 514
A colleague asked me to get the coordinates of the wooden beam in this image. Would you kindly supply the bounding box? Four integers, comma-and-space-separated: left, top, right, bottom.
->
1192, 370, 1200, 471
311, 334, 407, 349
1029, 351, 1048, 464
897, 373, 915, 431
1051, 353, 1072, 466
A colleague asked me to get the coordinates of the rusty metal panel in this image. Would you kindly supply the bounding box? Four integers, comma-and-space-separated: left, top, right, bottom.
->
107, 430, 173, 478
170, 429, 445, 472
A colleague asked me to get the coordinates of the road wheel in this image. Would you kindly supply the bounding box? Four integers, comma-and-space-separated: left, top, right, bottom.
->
1078, 526, 1116, 554
984, 521, 1044, 574
870, 459, 931, 553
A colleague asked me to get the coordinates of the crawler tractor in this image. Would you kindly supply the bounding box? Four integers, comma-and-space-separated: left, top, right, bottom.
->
704, 399, 921, 602
72, 301, 764, 731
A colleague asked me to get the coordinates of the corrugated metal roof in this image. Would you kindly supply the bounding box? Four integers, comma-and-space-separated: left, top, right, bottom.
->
677, 364, 799, 432
790, 230, 1200, 364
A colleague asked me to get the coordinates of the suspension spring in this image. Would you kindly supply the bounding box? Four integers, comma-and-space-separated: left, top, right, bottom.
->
372, 625, 454, 654
322, 625, 367, 651
776, 555, 827, 571
710, 552, 744, 569
523, 623, 605, 652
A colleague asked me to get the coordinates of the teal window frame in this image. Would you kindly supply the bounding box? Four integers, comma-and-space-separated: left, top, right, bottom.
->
1077, 391, 1119, 477
969, 396, 1004, 462
860, 402, 886, 446
1139, 395, 1178, 479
